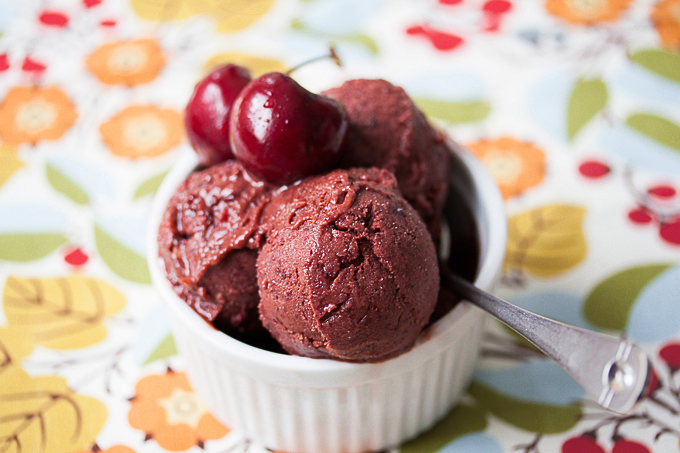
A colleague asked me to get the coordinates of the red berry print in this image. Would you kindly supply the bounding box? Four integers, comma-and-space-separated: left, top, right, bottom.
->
39, 11, 69, 28
482, 0, 511, 31
561, 435, 605, 453
640, 366, 660, 398
406, 25, 464, 51
579, 160, 610, 179
628, 208, 653, 224
648, 184, 676, 199
659, 342, 680, 371
100, 20, 116, 27
83, 0, 102, 7
64, 248, 89, 266
0, 54, 8, 72
22, 57, 46, 73
483, 0, 512, 13
659, 219, 680, 245
612, 439, 651, 453
439, 0, 463, 4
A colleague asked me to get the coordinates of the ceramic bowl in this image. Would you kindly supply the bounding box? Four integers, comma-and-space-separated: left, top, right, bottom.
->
147, 142, 506, 453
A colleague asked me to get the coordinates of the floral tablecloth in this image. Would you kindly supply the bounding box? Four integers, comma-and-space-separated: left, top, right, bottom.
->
1, 0, 679, 452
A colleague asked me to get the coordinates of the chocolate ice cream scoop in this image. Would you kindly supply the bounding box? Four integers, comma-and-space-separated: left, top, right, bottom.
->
258, 168, 440, 362
323, 79, 450, 240
158, 160, 274, 333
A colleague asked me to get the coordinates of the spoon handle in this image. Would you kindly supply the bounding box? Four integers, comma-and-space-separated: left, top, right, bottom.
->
442, 267, 654, 413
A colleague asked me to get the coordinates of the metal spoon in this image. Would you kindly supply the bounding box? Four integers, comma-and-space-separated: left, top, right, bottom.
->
441, 266, 655, 414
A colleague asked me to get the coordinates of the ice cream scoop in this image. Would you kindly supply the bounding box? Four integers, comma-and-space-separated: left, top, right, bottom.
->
157, 160, 274, 335
258, 167, 440, 362
323, 79, 450, 240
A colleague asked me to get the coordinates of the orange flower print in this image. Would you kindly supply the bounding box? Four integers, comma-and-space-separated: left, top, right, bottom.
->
128, 370, 229, 451
651, 0, 680, 51
545, 0, 633, 25
467, 137, 546, 200
86, 39, 165, 86
0, 86, 77, 146
100, 105, 183, 159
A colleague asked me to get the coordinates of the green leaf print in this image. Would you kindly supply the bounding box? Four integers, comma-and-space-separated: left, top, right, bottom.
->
567, 78, 608, 141
626, 113, 680, 153
144, 334, 177, 364
134, 170, 168, 199
95, 225, 151, 284
468, 381, 581, 434
400, 403, 487, 453
0, 233, 67, 262
630, 49, 680, 84
583, 264, 672, 331
46, 163, 89, 205
414, 99, 491, 124
291, 19, 379, 55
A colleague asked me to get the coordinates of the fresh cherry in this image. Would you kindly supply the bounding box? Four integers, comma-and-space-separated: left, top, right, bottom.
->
229, 72, 347, 185
185, 64, 252, 167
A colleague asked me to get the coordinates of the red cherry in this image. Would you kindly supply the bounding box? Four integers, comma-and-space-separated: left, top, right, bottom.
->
39, 11, 69, 27
660, 219, 680, 245
100, 20, 116, 27
22, 57, 46, 73
185, 64, 252, 167
628, 208, 653, 224
561, 435, 605, 453
230, 72, 347, 185
648, 184, 676, 198
64, 248, 89, 266
659, 342, 680, 371
83, 0, 102, 7
439, 0, 463, 4
612, 439, 651, 453
579, 160, 610, 178
0, 54, 8, 72
483, 0, 512, 13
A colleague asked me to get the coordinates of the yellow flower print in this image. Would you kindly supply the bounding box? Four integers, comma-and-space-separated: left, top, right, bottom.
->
131, 0, 274, 33
0, 86, 77, 146
545, 0, 633, 24
86, 39, 165, 86
128, 370, 229, 451
651, 0, 680, 51
467, 137, 546, 200
100, 105, 184, 159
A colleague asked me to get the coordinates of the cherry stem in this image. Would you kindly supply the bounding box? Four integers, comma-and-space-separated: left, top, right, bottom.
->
286, 46, 342, 75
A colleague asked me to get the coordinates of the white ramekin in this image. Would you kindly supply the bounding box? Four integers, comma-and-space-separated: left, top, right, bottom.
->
147, 143, 507, 453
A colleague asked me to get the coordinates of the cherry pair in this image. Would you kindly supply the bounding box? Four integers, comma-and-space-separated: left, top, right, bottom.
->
185, 64, 347, 185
